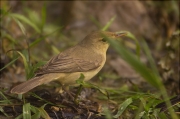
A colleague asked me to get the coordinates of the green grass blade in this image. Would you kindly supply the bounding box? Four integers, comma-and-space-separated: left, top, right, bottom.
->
107, 37, 179, 119
89, 16, 102, 28
29, 27, 62, 48
29, 36, 45, 48
28, 61, 46, 79
15, 114, 23, 119
23, 103, 31, 119
0, 106, 9, 117
103, 106, 113, 119
107, 39, 161, 88
158, 112, 169, 119
101, 16, 116, 31
30, 105, 41, 119
14, 18, 27, 36
0, 57, 19, 71
31, 112, 41, 119
30, 93, 55, 105
126, 31, 141, 59
30, 105, 39, 114
141, 39, 159, 75
3, 33, 18, 44
10, 13, 40, 33
0, 91, 12, 104
113, 98, 133, 118
39, 104, 50, 119
16, 51, 29, 79
51, 45, 60, 54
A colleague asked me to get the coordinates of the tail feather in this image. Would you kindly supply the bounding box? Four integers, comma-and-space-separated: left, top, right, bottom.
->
11, 75, 51, 94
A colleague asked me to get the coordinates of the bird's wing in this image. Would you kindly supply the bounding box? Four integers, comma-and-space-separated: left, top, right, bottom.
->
36, 51, 102, 75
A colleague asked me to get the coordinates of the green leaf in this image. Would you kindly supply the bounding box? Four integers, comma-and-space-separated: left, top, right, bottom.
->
39, 104, 50, 119
51, 45, 60, 54
0, 91, 12, 104
10, 13, 41, 33
139, 98, 148, 111
0, 106, 9, 117
30, 105, 39, 114
125, 31, 141, 59
141, 39, 159, 76
0, 8, 10, 19
30, 93, 54, 105
26, 9, 41, 28
29, 36, 45, 48
107, 33, 179, 119
113, 98, 133, 118
22, 50, 30, 63
16, 51, 29, 79
15, 114, 23, 119
23, 103, 31, 119
30, 105, 41, 119
103, 106, 113, 119
158, 112, 169, 119
29, 27, 62, 48
28, 61, 46, 79
138, 111, 147, 118
31, 112, 41, 119
4, 33, 18, 44
0, 57, 19, 71
14, 18, 26, 35
101, 16, 116, 31
89, 16, 102, 28
107, 38, 161, 88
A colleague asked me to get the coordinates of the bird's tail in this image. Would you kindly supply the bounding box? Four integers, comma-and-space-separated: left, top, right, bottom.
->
10, 75, 54, 94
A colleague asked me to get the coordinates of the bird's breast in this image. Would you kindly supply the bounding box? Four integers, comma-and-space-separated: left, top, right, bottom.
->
57, 58, 106, 85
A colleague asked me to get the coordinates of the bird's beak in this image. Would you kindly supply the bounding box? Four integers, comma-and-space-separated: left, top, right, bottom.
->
115, 31, 128, 38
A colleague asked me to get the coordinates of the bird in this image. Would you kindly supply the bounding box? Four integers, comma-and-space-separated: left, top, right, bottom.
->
11, 31, 127, 94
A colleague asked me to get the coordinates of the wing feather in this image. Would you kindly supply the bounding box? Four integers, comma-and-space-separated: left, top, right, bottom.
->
36, 49, 102, 75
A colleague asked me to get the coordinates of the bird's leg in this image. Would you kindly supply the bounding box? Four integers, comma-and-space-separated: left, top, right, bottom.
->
74, 84, 83, 104
55, 81, 84, 103
54, 81, 75, 100
61, 85, 75, 100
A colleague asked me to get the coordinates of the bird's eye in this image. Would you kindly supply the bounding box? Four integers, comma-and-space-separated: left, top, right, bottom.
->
102, 38, 106, 42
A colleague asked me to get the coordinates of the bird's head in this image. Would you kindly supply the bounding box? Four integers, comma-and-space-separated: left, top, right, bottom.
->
79, 31, 127, 53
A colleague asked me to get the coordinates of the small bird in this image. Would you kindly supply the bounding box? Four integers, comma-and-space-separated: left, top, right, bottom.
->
11, 31, 127, 94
